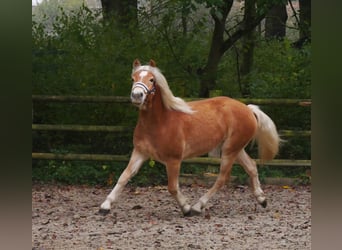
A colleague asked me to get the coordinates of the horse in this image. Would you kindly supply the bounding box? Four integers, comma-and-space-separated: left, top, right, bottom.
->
99, 59, 280, 216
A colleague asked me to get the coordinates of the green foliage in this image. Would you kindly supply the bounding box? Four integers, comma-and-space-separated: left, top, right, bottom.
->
217, 37, 311, 99
32, 159, 117, 185
231, 164, 311, 185
250, 39, 311, 99
256, 0, 288, 15
132, 162, 168, 187
296, 171, 311, 185
33, 6, 120, 96
33, 158, 167, 186
32, 0, 87, 33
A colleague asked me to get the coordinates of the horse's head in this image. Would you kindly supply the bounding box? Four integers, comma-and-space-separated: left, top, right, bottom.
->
130, 59, 157, 109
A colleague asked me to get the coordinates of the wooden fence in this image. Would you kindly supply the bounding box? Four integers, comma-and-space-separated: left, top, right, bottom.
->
32, 95, 311, 167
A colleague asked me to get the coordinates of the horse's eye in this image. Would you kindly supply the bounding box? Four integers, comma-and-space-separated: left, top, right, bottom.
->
150, 78, 154, 83
131, 78, 134, 82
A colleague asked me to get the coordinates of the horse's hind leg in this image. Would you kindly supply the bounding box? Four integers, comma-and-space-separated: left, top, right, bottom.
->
191, 152, 238, 215
236, 149, 267, 208
165, 160, 191, 216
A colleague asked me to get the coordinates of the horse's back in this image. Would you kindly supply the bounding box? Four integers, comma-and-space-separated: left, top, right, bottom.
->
180, 96, 257, 157
188, 96, 252, 119
188, 96, 244, 108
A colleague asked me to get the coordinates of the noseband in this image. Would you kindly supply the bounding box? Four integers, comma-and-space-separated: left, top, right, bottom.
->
132, 81, 156, 95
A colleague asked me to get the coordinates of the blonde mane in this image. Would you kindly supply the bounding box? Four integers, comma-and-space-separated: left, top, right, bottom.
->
133, 65, 194, 114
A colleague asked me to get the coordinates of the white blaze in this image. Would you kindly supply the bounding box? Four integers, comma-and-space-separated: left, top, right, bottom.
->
139, 71, 148, 81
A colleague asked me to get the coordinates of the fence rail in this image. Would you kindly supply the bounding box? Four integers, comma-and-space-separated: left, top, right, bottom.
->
32, 95, 312, 106
31, 153, 311, 167
32, 95, 311, 167
31, 124, 311, 137
32, 124, 131, 133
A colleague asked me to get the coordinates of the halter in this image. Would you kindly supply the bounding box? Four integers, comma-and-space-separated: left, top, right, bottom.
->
132, 81, 156, 95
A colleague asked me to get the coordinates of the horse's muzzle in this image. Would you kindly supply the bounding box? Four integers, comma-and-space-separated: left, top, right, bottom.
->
131, 91, 145, 107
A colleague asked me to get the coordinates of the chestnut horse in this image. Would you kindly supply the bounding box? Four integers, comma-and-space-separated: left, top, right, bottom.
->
100, 59, 280, 216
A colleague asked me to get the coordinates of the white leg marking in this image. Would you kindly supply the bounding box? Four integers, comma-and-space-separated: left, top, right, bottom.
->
100, 150, 147, 211
176, 191, 191, 214
191, 155, 235, 214
166, 161, 192, 215
169, 183, 191, 215
236, 150, 266, 206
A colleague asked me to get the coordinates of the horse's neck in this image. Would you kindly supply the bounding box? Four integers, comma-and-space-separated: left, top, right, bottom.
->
138, 90, 167, 127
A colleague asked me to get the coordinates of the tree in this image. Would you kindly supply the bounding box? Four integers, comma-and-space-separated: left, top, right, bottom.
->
239, 0, 257, 97
100, 0, 137, 28
197, 0, 275, 97
32, 0, 84, 27
198, 0, 234, 97
265, 2, 288, 40
298, 0, 311, 40
288, 0, 311, 48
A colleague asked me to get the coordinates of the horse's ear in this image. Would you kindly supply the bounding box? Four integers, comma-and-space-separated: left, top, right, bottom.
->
149, 59, 156, 67
133, 59, 141, 68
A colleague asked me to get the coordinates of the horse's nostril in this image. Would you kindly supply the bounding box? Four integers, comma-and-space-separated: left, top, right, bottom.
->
131, 92, 143, 100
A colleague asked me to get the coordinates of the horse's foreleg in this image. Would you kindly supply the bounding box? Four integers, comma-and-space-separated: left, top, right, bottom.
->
166, 161, 191, 216
99, 149, 147, 214
191, 154, 237, 215
236, 150, 267, 207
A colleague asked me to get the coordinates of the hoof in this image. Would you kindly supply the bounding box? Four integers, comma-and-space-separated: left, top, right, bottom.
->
189, 208, 202, 216
98, 208, 110, 216
181, 204, 192, 217
183, 204, 202, 217
183, 210, 192, 217
183, 209, 202, 217
260, 199, 267, 208
187, 202, 203, 216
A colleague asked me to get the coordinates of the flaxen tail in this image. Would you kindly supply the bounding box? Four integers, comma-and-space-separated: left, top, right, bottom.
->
248, 104, 281, 162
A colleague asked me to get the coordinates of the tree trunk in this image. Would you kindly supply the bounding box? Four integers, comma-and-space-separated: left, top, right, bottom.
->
181, 3, 188, 36
298, 0, 311, 40
265, 3, 288, 39
100, 0, 137, 28
198, 0, 233, 97
291, 0, 311, 48
239, 0, 256, 97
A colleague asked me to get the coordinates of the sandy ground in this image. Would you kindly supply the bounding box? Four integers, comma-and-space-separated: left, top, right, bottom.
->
32, 183, 311, 249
